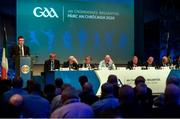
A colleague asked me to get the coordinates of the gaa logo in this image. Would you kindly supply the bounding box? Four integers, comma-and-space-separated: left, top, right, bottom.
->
21, 65, 30, 74
33, 7, 59, 18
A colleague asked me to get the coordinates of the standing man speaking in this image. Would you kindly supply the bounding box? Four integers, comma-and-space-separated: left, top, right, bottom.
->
11, 36, 30, 76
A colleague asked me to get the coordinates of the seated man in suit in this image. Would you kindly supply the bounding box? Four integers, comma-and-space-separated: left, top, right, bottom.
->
63, 56, 79, 70
83, 56, 95, 69
127, 55, 141, 69
173, 56, 180, 69
98, 55, 116, 70
143, 56, 156, 68
44, 53, 60, 72
160, 56, 171, 67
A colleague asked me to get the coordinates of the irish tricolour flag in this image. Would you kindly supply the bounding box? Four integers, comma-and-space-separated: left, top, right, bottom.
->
1, 26, 8, 80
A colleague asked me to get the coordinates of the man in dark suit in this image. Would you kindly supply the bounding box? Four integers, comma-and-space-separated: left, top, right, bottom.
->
173, 56, 180, 69
83, 56, 95, 69
159, 56, 171, 67
44, 53, 60, 72
143, 56, 156, 68
11, 36, 30, 58
127, 55, 141, 69
11, 36, 30, 76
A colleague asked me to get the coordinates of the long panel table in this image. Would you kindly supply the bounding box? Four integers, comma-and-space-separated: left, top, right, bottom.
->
45, 68, 180, 95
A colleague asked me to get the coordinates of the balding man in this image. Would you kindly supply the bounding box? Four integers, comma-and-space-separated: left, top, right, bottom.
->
144, 56, 156, 68
9, 94, 23, 107
98, 55, 116, 70
127, 55, 141, 69
160, 56, 171, 67
44, 53, 60, 72
21, 83, 50, 118
51, 87, 94, 118
3, 77, 28, 103
4, 94, 23, 118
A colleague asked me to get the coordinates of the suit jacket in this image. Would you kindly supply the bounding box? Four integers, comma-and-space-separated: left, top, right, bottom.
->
11, 45, 30, 77
83, 63, 95, 69
44, 59, 60, 72
63, 61, 79, 70
143, 61, 156, 68
127, 61, 141, 69
11, 45, 30, 58
21, 94, 50, 118
98, 60, 116, 70
173, 60, 180, 69
159, 62, 171, 67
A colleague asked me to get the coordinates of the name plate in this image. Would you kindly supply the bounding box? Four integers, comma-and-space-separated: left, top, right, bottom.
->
60, 68, 70, 71
100, 67, 109, 70
79, 68, 90, 71
161, 67, 170, 70
133, 67, 142, 70
116, 67, 126, 70
147, 67, 155, 70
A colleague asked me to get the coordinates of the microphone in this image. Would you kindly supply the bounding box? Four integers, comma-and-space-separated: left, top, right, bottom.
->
106, 63, 109, 67
118, 79, 123, 87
